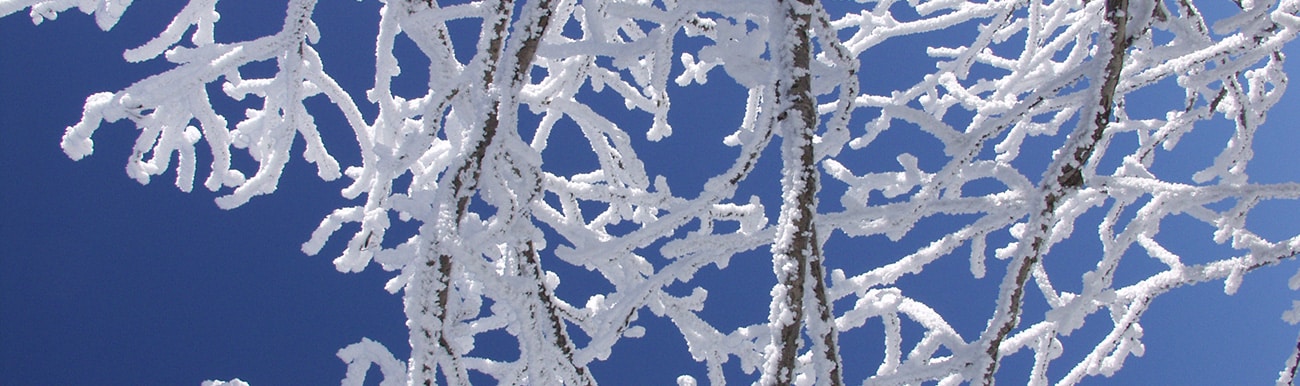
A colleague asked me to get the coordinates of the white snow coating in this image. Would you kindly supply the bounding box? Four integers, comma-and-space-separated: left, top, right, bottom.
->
8, 0, 1300, 384
338, 337, 410, 386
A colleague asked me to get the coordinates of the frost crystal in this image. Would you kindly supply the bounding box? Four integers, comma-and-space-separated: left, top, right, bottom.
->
7, 0, 1300, 383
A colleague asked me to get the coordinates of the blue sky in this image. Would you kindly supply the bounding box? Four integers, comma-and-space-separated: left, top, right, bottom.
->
3, 1, 1300, 385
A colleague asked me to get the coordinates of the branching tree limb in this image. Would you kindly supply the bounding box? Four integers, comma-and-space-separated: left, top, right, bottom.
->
7, 0, 1300, 384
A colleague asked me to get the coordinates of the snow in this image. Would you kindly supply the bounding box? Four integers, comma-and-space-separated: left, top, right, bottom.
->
338, 338, 409, 386
10, 0, 1300, 383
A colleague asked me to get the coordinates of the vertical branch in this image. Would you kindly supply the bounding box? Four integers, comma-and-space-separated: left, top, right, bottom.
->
409, 0, 514, 380
485, 1, 593, 382
398, 0, 513, 382
1279, 330, 1300, 386
764, 0, 843, 385
977, 0, 1132, 383
407, 0, 560, 383
520, 239, 596, 385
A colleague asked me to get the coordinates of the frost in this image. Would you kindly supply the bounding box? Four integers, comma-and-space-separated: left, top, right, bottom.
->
10, 0, 1300, 384
338, 338, 408, 386
1283, 301, 1300, 325
676, 375, 698, 386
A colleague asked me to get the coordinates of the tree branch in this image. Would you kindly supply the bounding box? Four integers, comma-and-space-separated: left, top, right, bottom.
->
978, 0, 1133, 382
764, 0, 843, 384
1280, 331, 1300, 386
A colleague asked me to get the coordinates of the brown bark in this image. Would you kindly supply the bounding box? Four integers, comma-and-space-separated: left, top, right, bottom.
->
767, 0, 843, 384
416, 0, 572, 383
979, 0, 1132, 383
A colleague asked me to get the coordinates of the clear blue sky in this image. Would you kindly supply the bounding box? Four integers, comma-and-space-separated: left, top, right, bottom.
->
2, 1, 1299, 385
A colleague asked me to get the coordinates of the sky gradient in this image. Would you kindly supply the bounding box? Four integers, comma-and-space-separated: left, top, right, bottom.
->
3, 1, 1300, 384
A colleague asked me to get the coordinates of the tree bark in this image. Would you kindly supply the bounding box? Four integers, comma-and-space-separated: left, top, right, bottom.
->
978, 0, 1132, 383
410, 0, 571, 384
764, 0, 844, 384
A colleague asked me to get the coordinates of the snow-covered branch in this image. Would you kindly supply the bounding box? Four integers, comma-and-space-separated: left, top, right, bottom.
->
8, 0, 1300, 383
